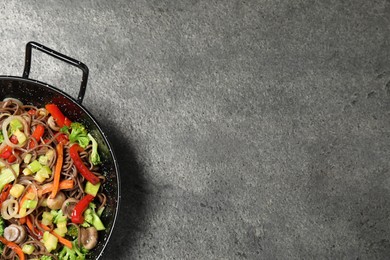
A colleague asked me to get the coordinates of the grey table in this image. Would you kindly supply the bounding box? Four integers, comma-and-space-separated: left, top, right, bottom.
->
1, 0, 390, 259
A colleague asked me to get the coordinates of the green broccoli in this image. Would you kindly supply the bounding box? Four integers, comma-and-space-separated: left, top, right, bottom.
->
40, 256, 53, 260
58, 239, 88, 260
66, 225, 79, 239
0, 132, 4, 144
50, 210, 66, 224
83, 203, 105, 231
87, 134, 101, 165
68, 123, 90, 148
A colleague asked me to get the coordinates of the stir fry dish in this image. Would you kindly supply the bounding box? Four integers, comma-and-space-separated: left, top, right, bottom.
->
0, 98, 107, 260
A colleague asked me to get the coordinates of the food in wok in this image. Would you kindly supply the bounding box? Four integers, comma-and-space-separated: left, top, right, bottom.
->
0, 98, 107, 259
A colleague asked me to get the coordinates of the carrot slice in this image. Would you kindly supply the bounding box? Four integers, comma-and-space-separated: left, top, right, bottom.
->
50, 142, 64, 199
40, 223, 73, 249
38, 179, 74, 197
0, 236, 25, 260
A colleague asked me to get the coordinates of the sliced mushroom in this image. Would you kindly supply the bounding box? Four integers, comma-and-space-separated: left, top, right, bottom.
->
80, 227, 98, 250
47, 116, 60, 131
4, 224, 26, 243
61, 198, 79, 218
47, 192, 66, 210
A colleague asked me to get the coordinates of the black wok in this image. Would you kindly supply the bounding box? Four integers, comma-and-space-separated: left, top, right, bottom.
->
0, 42, 120, 259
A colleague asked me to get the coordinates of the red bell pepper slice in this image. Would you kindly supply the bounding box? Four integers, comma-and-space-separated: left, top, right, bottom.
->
1, 144, 18, 163
29, 124, 45, 149
45, 104, 72, 128
69, 144, 100, 185
28, 109, 36, 115
9, 135, 18, 144
71, 194, 95, 224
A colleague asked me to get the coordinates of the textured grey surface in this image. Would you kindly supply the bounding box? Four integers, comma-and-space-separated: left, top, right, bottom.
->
1, 0, 390, 259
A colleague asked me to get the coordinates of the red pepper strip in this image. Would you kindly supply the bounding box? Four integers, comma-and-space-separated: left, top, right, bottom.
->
0, 146, 16, 163
0, 184, 12, 207
71, 194, 95, 224
56, 133, 69, 144
45, 104, 72, 128
28, 109, 36, 115
29, 124, 45, 149
69, 144, 100, 185
10, 135, 18, 144
0, 236, 25, 260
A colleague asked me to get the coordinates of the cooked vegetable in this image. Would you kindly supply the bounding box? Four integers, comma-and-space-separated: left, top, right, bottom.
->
88, 133, 101, 165
47, 192, 66, 210
0, 236, 25, 260
71, 194, 95, 224
68, 123, 90, 148
51, 142, 64, 199
58, 239, 87, 259
45, 104, 72, 128
69, 145, 100, 185
83, 203, 105, 231
0, 164, 19, 192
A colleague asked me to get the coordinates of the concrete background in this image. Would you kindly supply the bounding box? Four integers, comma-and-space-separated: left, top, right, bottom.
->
1, 0, 390, 259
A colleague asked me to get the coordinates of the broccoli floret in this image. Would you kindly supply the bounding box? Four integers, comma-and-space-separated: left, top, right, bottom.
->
50, 209, 67, 224
40, 256, 53, 260
83, 203, 105, 231
68, 123, 90, 148
66, 225, 79, 239
87, 134, 101, 165
58, 239, 88, 260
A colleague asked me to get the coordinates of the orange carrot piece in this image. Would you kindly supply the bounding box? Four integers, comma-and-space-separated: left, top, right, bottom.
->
38, 179, 74, 197
19, 217, 26, 225
0, 236, 25, 260
50, 142, 64, 199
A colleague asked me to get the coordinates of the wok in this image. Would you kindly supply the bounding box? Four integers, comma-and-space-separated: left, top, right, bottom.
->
0, 42, 120, 259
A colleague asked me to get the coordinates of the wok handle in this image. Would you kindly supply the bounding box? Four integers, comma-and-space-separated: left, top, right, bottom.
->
22, 41, 89, 104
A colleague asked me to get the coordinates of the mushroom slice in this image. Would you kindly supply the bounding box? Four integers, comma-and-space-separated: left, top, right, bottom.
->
47, 192, 66, 210
80, 227, 98, 250
4, 224, 26, 243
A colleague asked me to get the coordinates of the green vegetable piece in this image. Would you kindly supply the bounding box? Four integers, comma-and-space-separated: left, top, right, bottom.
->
39, 155, 48, 166
51, 209, 67, 224
43, 231, 58, 252
28, 160, 42, 173
10, 119, 22, 133
97, 206, 105, 217
88, 134, 101, 165
22, 244, 35, 254
22, 199, 38, 209
40, 256, 53, 260
37, 166, 52, 178
58, 239, 88, 260
0, 216, 4, 236
66, 225, 79, 239
14, 129, 27, 144
0, 132, 4, 144
83, 203, 105, 231
85, 181, 100, 197
0, 165, 19, 192
69, 122, 90, 148
42, 211, 54, 226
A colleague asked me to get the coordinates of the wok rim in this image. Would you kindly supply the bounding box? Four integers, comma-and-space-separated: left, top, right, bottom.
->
0, 75, 121, 259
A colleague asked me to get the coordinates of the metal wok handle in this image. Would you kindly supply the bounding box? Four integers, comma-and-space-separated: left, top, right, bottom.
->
22, 41, 89, 104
